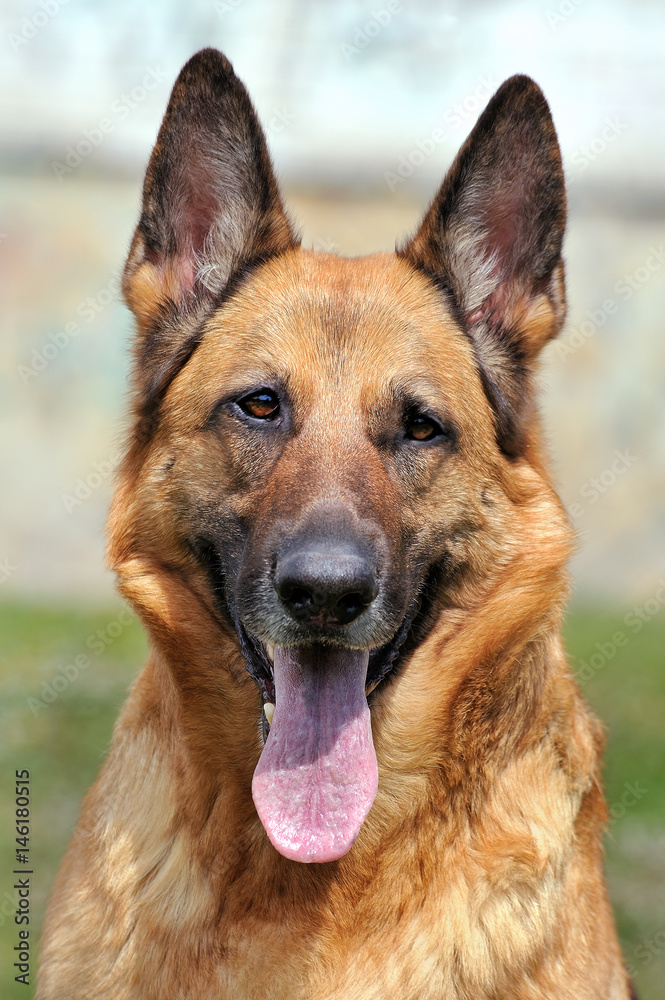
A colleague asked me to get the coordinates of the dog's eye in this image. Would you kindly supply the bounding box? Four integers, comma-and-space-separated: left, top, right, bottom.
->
238, 390, 280, 420
405, 413, 442, 442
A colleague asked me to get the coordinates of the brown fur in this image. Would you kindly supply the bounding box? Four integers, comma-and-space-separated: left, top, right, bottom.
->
38, 50, 633, 999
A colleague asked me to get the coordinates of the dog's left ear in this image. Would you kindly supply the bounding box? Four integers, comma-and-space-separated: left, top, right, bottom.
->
399, 75, 566, 457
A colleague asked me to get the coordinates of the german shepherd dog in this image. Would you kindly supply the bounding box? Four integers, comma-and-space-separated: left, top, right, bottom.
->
38, 49, 635, 999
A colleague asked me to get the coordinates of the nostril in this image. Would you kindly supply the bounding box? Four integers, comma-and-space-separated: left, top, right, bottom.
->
277, 583, 313, 613
333, 592, 370, 624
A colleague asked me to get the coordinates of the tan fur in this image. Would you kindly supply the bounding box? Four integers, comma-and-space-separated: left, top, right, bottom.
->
38, 55, 632, 999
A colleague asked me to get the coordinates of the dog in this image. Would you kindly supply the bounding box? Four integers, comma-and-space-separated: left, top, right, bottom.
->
38, 48, 635, 999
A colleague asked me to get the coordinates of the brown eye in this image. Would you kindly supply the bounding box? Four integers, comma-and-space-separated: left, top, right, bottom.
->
405, 414, 440, 442
238, 390, 280, 420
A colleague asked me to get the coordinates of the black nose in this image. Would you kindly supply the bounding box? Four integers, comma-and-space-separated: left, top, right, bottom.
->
274, 543, 379, 626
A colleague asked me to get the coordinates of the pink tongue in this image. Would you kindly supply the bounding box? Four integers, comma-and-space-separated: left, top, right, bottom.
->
252, 646, 378, 863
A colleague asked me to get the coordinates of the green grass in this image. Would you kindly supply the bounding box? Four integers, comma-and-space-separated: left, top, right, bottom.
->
0, 602, 663, 998
564, 607, 665, 996
0, 603, 146, 999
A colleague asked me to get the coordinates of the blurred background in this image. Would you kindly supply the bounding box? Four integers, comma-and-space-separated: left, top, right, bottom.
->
0, 1, 663, 996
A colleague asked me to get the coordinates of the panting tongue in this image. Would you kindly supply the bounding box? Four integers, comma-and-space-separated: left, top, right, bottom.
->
252, 646, 378, 863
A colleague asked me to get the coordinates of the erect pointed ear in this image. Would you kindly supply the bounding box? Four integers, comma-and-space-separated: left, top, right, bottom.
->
398, 75, 566, 458
123, 48, 298, 404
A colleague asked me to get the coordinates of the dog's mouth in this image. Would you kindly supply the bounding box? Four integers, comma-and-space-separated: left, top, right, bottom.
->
234, 602, 420, 864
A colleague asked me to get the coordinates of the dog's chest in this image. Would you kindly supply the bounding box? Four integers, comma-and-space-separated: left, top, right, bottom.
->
206, 859, 560, 1000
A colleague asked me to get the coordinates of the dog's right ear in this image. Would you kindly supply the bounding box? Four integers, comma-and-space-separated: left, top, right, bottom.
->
123, 48, 297, 404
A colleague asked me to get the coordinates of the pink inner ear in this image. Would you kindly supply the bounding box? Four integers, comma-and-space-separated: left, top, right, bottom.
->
171, 160, 228, 295
488, 208, 519, 261
185, 174, 219, 253
178, 256, 197, 295
467, 279, 515, 329
465, 191, 526, 327
485, 187, 523, 262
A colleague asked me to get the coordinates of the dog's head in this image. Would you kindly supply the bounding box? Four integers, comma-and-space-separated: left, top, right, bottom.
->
111, 49, 570, 863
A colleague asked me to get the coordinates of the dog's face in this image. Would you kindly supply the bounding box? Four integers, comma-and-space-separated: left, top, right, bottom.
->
149, 252, 496, 658
112, 49, 568, 863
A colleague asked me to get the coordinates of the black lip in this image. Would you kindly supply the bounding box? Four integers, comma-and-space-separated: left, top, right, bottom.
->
228, 602, 276, 704
365, 597, 421, 695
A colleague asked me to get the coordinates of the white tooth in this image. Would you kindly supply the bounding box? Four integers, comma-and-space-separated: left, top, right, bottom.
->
266, 644, 275, 664
264, 702, 275, 726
